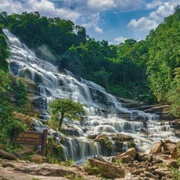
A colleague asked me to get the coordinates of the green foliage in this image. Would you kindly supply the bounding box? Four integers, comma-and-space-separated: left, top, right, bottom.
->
46, 136, 65, 162
0, 56, 26, 148
0, 28, 9, 72
0, 99, 26, 146
145, 7, 180, 116
65, 174, 84, 180
167, 68, 180, 117
85, 160, 100, 175
1, 9, 179, 113
60, 159, 75, 167
115, 159, 122, 166
11, 78, 28, 107
94, 67, 111, 88
146, 7, 180, 102
0, 11, 155, 102
0, 12, 86, 57
127, 141, 136, 149
0, 70, 11, 96
48, 98, 85, 131
171, 168, 180, 180
100, 137, 112, 150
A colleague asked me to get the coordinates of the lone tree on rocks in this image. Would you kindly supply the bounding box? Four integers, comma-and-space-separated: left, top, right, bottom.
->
47, 98, 85, 131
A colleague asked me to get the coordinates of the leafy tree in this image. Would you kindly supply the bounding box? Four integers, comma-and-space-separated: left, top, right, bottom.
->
94, 67, 111, 88
0, 27, 9, 72
146, 7, 180, 102
0, 30, 26, 147
11, 78, 28, 107
0, 70, 26, 146
47, 98, 85, 131
167, 68, 180, 117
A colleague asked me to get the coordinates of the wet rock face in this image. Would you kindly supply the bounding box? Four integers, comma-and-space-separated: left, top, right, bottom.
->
143, 104, 175, 120
93, 134, 135, 156
170, 120, 180, 138
117, 97, 143, 108
10, 62, 23, 76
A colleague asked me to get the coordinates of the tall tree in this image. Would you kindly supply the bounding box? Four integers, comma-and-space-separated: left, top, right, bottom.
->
48, 98, 85, 131
146, 7, 180, 102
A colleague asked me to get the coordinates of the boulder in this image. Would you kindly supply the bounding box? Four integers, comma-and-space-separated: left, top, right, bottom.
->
149, 141, 163, 154
121, 148, 137, 159
87, 134, 97, 139
154, 168, 171, 177
164, 159, 178, 168
144, 171, 158, 180
163, 141, 176, 153
87, 158, 125, 178
112, 155, 133, 163
137, 153, 153, 162
94, 155, 109, 162
171, 147, 179, 159
111, 134, 134, 141
152, 154, 167, 163
131, 168, 145, 175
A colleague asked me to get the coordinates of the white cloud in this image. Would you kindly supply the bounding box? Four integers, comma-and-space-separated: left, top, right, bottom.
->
128, 0, 178, 32
115, 0, 144, 11
1, 0, 179, 41
128, 17, 158, 31
87, 0, 114, 11
94, 26, 103, 33
114, 36, 127, 44
82, 14, 103, 34
146, 0, 164, 9
81, 0, 144, 12
51, 0, 145, 15
149, 2, 174, 21
0, 0, 80, 21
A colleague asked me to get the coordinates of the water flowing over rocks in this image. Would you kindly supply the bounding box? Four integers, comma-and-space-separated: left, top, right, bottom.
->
137, 104, 175, 120
86, 140, 180, 179
0, 140, 179, 179
3, 29, 180, 164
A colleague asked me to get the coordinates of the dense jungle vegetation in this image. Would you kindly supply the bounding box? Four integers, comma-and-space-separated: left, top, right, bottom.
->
0, 5, 179, 135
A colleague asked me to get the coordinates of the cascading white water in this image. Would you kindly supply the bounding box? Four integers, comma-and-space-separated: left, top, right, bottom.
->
3, 29, 179, 162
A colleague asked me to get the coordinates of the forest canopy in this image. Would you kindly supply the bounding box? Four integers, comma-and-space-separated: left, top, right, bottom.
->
0, 6, 179, 117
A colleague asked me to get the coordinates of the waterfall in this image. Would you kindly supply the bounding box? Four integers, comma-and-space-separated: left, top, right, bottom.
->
3, 29, 179, 163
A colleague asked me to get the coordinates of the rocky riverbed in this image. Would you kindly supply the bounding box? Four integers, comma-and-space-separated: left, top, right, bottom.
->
0, 140, 179, 180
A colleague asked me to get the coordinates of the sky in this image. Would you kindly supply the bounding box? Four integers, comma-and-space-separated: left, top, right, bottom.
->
0, 0, 179, 44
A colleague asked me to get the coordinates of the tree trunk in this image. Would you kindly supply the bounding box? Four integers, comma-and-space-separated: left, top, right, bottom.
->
58, 114, 64, 131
